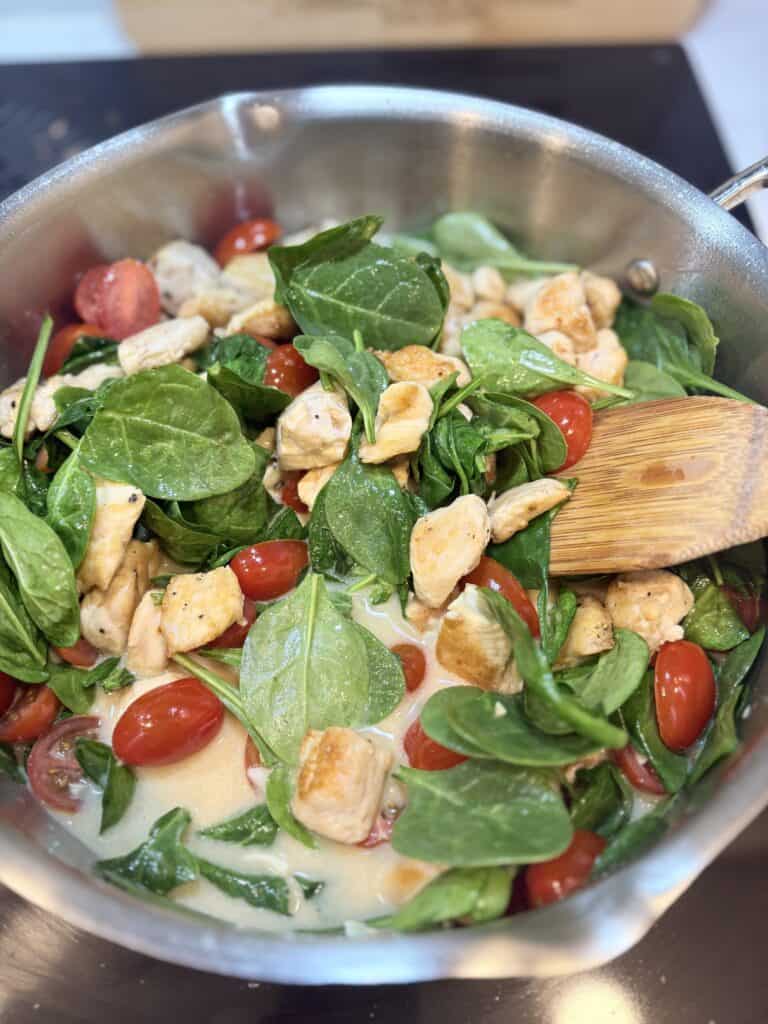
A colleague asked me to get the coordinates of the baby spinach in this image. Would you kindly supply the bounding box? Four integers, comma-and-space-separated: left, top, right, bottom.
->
622, 361, 686, 403
566, 629, 650, 715
95, 807, 199, 896
0, 557, 48, 682
307, 486, 354, 580
393, 759, 573, 866
180, 443, 272, 546
45, 446, 95, 569
142, 499, 221, 565
0, 743, 24, 783
621, 671, 688, 793
651, 293, 719, 376
592, 802, 672, 877
543, 589, 578, 664
683, 583, 749, 651
420, 687, 497, 758
295, 874, 324, 900
415, 411, 488, 507
46, 656, 132, 713
13, 316, 52, 462
374, 866, 513, 931
51, 377, 118, 436
60, 335, 119, 374
354, 622, 406, 723
0, 447, 22, 495
469, 392, 567, 473
265, 764, 316, 849
75, 738, 135, 833
390, 232, 439, 259
0, 491, 79, 647
206, 334, 292, 425
431, 212, 576, 277
198, 804, 278, 847
195, 858, 291, 915
568, 762, 633, 837
80, 365, 257, 501
722, 625, 765, 706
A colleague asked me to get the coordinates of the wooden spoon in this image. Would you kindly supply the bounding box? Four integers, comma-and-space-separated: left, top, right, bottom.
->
549, 397, 768, 576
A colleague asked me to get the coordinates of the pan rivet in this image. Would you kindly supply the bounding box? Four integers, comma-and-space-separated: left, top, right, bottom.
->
625, 258, 659, 296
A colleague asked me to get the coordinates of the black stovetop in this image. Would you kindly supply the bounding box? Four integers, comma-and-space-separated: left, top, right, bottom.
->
0, 44, 765, 1024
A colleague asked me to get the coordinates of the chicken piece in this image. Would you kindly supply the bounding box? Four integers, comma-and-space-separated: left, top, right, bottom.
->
277, 382, 352, 471
575, 328, 628, 398
225, 298, 295, 340
581, 271, 622, 330
472, 266, 506, 303
291, 727, 392, 845
567, 577, 610, 603
523, 272, 597, 352
160, 567, 244, 655
468, 301, 521, 326
537, 330, 577, 367
410, 494, 490, 608
359, 382, 433, 464
297, 462, 340, 511
220, 252, 275, 302
125, 590, 169, 676
487, 479, 571, 544
177, 286, 254, 327
438, 308, 466, 357
254, 426, 276, 453
605, 570, 694, 654
381, 859, 443, 907
78, 479, 146, 593
557, 596, 615, 666
506, 277, 549, 315
374, 346, 471, 389
405, 595, 445, 634
436, 584, 520, 690
441, 263, 475, 310
0, 378, 26, 439
80, 540, 160, 654
563, 750, 609, 785
118, 316, 209, 376
387, 455, 410, 489
149, 240, 221, 315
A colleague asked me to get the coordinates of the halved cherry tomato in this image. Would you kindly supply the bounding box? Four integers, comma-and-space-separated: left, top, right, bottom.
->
525, 829, 606, 908
0, 673, 17, 717
611, 744, 666, 795
403, 719, 467, 771
264, 346, 318, 397
463, 556, 540, 637
27, 715, 99, 812
252, 335, 278, 350
0, 686, 60, 743
43, 322, 104, 377
75, 259, 161, 340
53, 637, 99, 668
279, 471, 309, 515
722, 585, 766, 634
207, 598, 257, 649
532, 390, 593, 470
214, 218, 282, 266
113, 678, 223, 766
73, 265, 110, 323
230, 540, 308, 602
654, 639, 716, 751
391, 644, 427, 693
358, 815, 395, 848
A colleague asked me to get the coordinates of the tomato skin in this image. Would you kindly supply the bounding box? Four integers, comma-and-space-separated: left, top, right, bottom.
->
404, 719, 467, 771
358, 815, 395, 848
75, 259, 160, 340
525, 830, 606, 908
391, 644, 427, 693
43, 322, 104, 377
214, 218, 282, 266
0, 686, 60, 743
207, 598, 257, 649
230, 540, 308, 601
611, 744, 666, 795
53, 637, 99, 668
463, 556, 540, 637
722, 585, 766, 634
73, 265, 110, 323
113, 678, 224, 766
654, 640, 716, 751
532, 390, 593, 470
0, 673, 17, 717
27, 715, 100, 812
264, 345, 318, 397
279, 471, 309, 515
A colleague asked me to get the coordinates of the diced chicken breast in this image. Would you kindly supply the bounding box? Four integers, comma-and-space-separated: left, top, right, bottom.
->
523, 272, 597, 352
254, 426, 276, 453
575, 328, 628, 398
405, 596, 445, 634
220, 252, 275, 302
472, 266, 506, 303
439, 309, 466, 357
80, 540, 160, 654
537, 329, 577, 366
78, 479, 146, 593
581, 271, 622, 330
125, 590, 169, 675
374, 346, 471, 388
277, 382, 352, 471
506, 277, 550, 315
0, 378, 26, 439
359, 382, 433, 464
468, 301, 521, 326
487, 479, 571, 544
160, 567, 243, 656
557, 596, 615, 666
387, 455, 410, 489
178, 286, 254, 327
69, 363, 124, 391
291, 727, 392, 845
410, 494, 490, 608
297, 462, 340, 511
436, 584, 520, 691
441, 263, 475, 310
605, 570, 694, 653
381, 859, 443, 907
118, 316, 209, 375
225, 299, 295, 340
149, 240, 221, 315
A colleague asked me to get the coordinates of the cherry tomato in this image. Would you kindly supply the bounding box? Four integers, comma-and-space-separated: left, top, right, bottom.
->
251, 335, 278, 350
722, 585, 766, 634
53, 637, 99, 669
0, 673, 17, 717
0, 686, 60, 743
214, 218, 282, 266
207, 598, 258, 649
43, 322, 104, 377
113, 678, 224, 766
73, 265, 110, 323
34, 445, 52, 474
27, 715, 100, 812
75, 259, 161, 340
403, 719, 467, 771
230, 540, 308, 601
279, 471, 309, 515
264, 345, 318, 397
654, 639, 716, 751
532, 390, 593, 470
391, 644, 427, 693
358, 815, 395, 848
525, 829, 606, 908
611, 744, 666, 795
463, 556, 540, 637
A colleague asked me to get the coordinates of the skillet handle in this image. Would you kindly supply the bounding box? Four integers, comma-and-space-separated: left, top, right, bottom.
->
710, 156, 768, 210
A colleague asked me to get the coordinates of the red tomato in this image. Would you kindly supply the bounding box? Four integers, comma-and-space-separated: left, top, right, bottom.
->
525, 829, 606, 908
358, 815, 395, 848
73, 265, 110, 323
251, 335, 278, 350
0, 673, 17, 717
463, 556, 540, 638
75, 259, 160, 340
611, 744, 666, 795
0, 686, 60, 743
27, 715, 100, 812
391, 644, 427, 693
207, 598, 258, 649
230, 540, 308, 601
43, 322, 104, 377
722, 585, 766, 634
264, 345, 318, 397
532, 390, 593, 470
279, 471, 309, 515
403, 719, 467, 771
113, 678, 224, 766
53, 637, 99, 668
654, 640, 716, 751
214, 218, 282, 266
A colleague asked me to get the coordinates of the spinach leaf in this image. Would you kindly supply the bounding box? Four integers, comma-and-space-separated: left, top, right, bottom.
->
414, 430, 455, 509
75, 738, 136, 833
622, 361, 686, 403
392, 759, 572, 866
431, 411, 488, 494
0, 557, 48, 682
51, 377, 119, 435
568, 762, 633, 837
390, 233, 439, 259
0, 447, 22, 495
198, 804, 278, 847
97, 659, 135, 693
270, 215, 383, 295
307, 485, 354, 579
180, 443, 272, 546
0, 491, 79, 647
45, 446, 95, 569
206, 335, 291, 425
47, 656, 134, 712
0, 743, 24, 783
431, 212, 576, 277
265, 764, 316, 849
721, 626, 765, 703
683, 582, 749, 651
543, 589, 578, 664
469, 392, 566, 473
353, 621, 406, 724
592, 802, 671, 876
621, 671, 688, 793
420, 686, 497, 758
79, 365, 256, 501
374, 866, 513, 931
200, 647, 243, 669
461, 319, 632, 399
567, 629, 650, 715
195, 857, 291, 915
651, 293, 719, 376
60, 336, 119, 374
95, 807, 199, 896
295, 874, 324, 900
13, 316, 52, 462
142, 499, 220, 565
